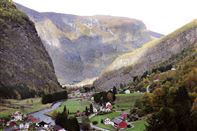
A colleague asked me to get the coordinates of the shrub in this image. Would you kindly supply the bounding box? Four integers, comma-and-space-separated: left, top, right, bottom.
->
101, 119, 104, 124
92, 121, 98, 125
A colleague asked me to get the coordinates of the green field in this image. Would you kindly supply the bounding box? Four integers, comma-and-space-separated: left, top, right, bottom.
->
114, 93, 143, 111
127, 120, 147, 131
90, 111, 147, 131
90, 112, 121, 130
0, 98, 50, 118
52, 99, 91, 114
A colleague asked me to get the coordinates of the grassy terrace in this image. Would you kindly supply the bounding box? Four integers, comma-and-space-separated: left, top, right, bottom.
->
90, 112, 121, 130
114, 93, 144, 111
90, 111, 147, 131
0, 98, 50, 118
50, 99, 91, 115
128, 119, 147, 131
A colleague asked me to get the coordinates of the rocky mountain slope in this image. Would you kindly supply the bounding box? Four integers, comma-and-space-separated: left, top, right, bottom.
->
94, 19, 197, 90
16, 3, 163, 85
0, 0, 61, 99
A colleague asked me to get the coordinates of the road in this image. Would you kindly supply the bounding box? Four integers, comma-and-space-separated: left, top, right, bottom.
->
90, 123, 110, 131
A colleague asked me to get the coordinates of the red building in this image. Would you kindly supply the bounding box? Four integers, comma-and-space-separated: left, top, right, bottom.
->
112, 117, 127, 129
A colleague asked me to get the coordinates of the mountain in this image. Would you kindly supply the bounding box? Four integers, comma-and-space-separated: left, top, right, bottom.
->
0, 0, 61, 99
15, 3, 162, 85
94, 19, 197, 90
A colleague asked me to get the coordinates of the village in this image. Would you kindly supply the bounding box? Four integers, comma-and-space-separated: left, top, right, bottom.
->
1, 85, 147, 131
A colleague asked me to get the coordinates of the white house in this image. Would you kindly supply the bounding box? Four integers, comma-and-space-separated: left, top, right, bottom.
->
24, 123, 30, 129
93, 107, 98, 113
104, 118, 114, 126
171, 68, 176, 71
12, 111, 23, 121
124, 90, 131, 94
19, 124, 24, 129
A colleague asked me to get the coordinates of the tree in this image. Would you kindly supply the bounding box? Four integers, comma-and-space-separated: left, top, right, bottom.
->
67, 117, 80, 131
146, 107, 177, 131
146, 86, 193, 131
81, 116, 90, 130
89, 104, 93, 113
172, 86, 192, 131
106, 91, 114, 102
85, 106, 89, 116
190, 111, 197, 131
55, 108, 79, 131
113, 86, 117, 94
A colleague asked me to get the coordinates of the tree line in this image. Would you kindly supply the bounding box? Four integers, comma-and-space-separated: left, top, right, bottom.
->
41, 91, 68, 104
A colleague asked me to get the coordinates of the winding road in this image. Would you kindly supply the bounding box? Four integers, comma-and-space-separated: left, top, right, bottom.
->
30, 101, 62, 125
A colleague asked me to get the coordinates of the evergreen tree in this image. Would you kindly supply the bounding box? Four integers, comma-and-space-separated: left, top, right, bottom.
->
113, 86, 117, 94
146, 107, 177, 131
67, 117, 80, 131
90, 104, 93, 113
85, 106, 89, 116
172, 86, 192, 131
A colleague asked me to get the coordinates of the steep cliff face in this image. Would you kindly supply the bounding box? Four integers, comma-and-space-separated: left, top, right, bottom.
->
16, 3, 162, 85
94, 19, 197, 90
0, 0, 61, 99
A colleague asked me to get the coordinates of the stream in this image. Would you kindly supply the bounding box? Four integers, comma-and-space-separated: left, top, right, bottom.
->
30, 101, 62, 125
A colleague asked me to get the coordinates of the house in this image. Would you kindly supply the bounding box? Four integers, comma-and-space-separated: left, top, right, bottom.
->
93, 107, 98, 113
128, 114, 139, 121
124, 90, 131, 94
75, 110, 82, 117
7, 121, 17, 127
38, 121, 49, 127
112, 117, 127, 129
27, 115, 40, 123
153, 76, 160, 82
105, 102, 113, 110
121, 112, 128, 120
12, 111, 22, 121
53, 125, 66, 131
24, 123, 30, 129
104, 118, 114, 126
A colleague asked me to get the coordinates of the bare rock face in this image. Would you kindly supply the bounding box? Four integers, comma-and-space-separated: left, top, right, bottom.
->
16, 3, 163, 85
0, 0, 61, 99
94, 20, 197, 90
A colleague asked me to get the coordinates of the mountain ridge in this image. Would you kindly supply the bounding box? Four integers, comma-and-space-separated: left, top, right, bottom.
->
94, 19, 197, 90
15, 3, 163, 85
0, 0, 61, 99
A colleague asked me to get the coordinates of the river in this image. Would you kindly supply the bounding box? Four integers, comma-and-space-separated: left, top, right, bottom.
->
30, 101, 62, 125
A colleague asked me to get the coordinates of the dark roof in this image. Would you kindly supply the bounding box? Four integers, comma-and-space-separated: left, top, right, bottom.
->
112, 118, 122, 124
38, 121, 48, 126
53, 125, 64, 130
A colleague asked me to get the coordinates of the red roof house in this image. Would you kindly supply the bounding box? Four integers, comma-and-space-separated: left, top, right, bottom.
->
112, 117, 127, 129
118, 121, 127, 129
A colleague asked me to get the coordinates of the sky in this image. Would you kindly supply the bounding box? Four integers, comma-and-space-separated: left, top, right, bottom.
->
13, 0, 197, 35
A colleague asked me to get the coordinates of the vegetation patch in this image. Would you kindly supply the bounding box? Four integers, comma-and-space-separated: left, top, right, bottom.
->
0, 98, 50, 118
51, 99, 91, 115
90, 111, 121, 130
115, 93, 143, 111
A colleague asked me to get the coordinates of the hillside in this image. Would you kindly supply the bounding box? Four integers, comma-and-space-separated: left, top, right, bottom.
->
15, 3, 162, 85
129, 44, 197, 92
0, 0, 61, 99
94, 19, 197, 90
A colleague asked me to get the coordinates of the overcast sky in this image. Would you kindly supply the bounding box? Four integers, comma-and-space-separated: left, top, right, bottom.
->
13, 0, 197, 34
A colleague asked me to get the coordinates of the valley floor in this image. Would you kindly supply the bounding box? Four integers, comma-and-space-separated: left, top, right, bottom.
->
0, 98, 51, 118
